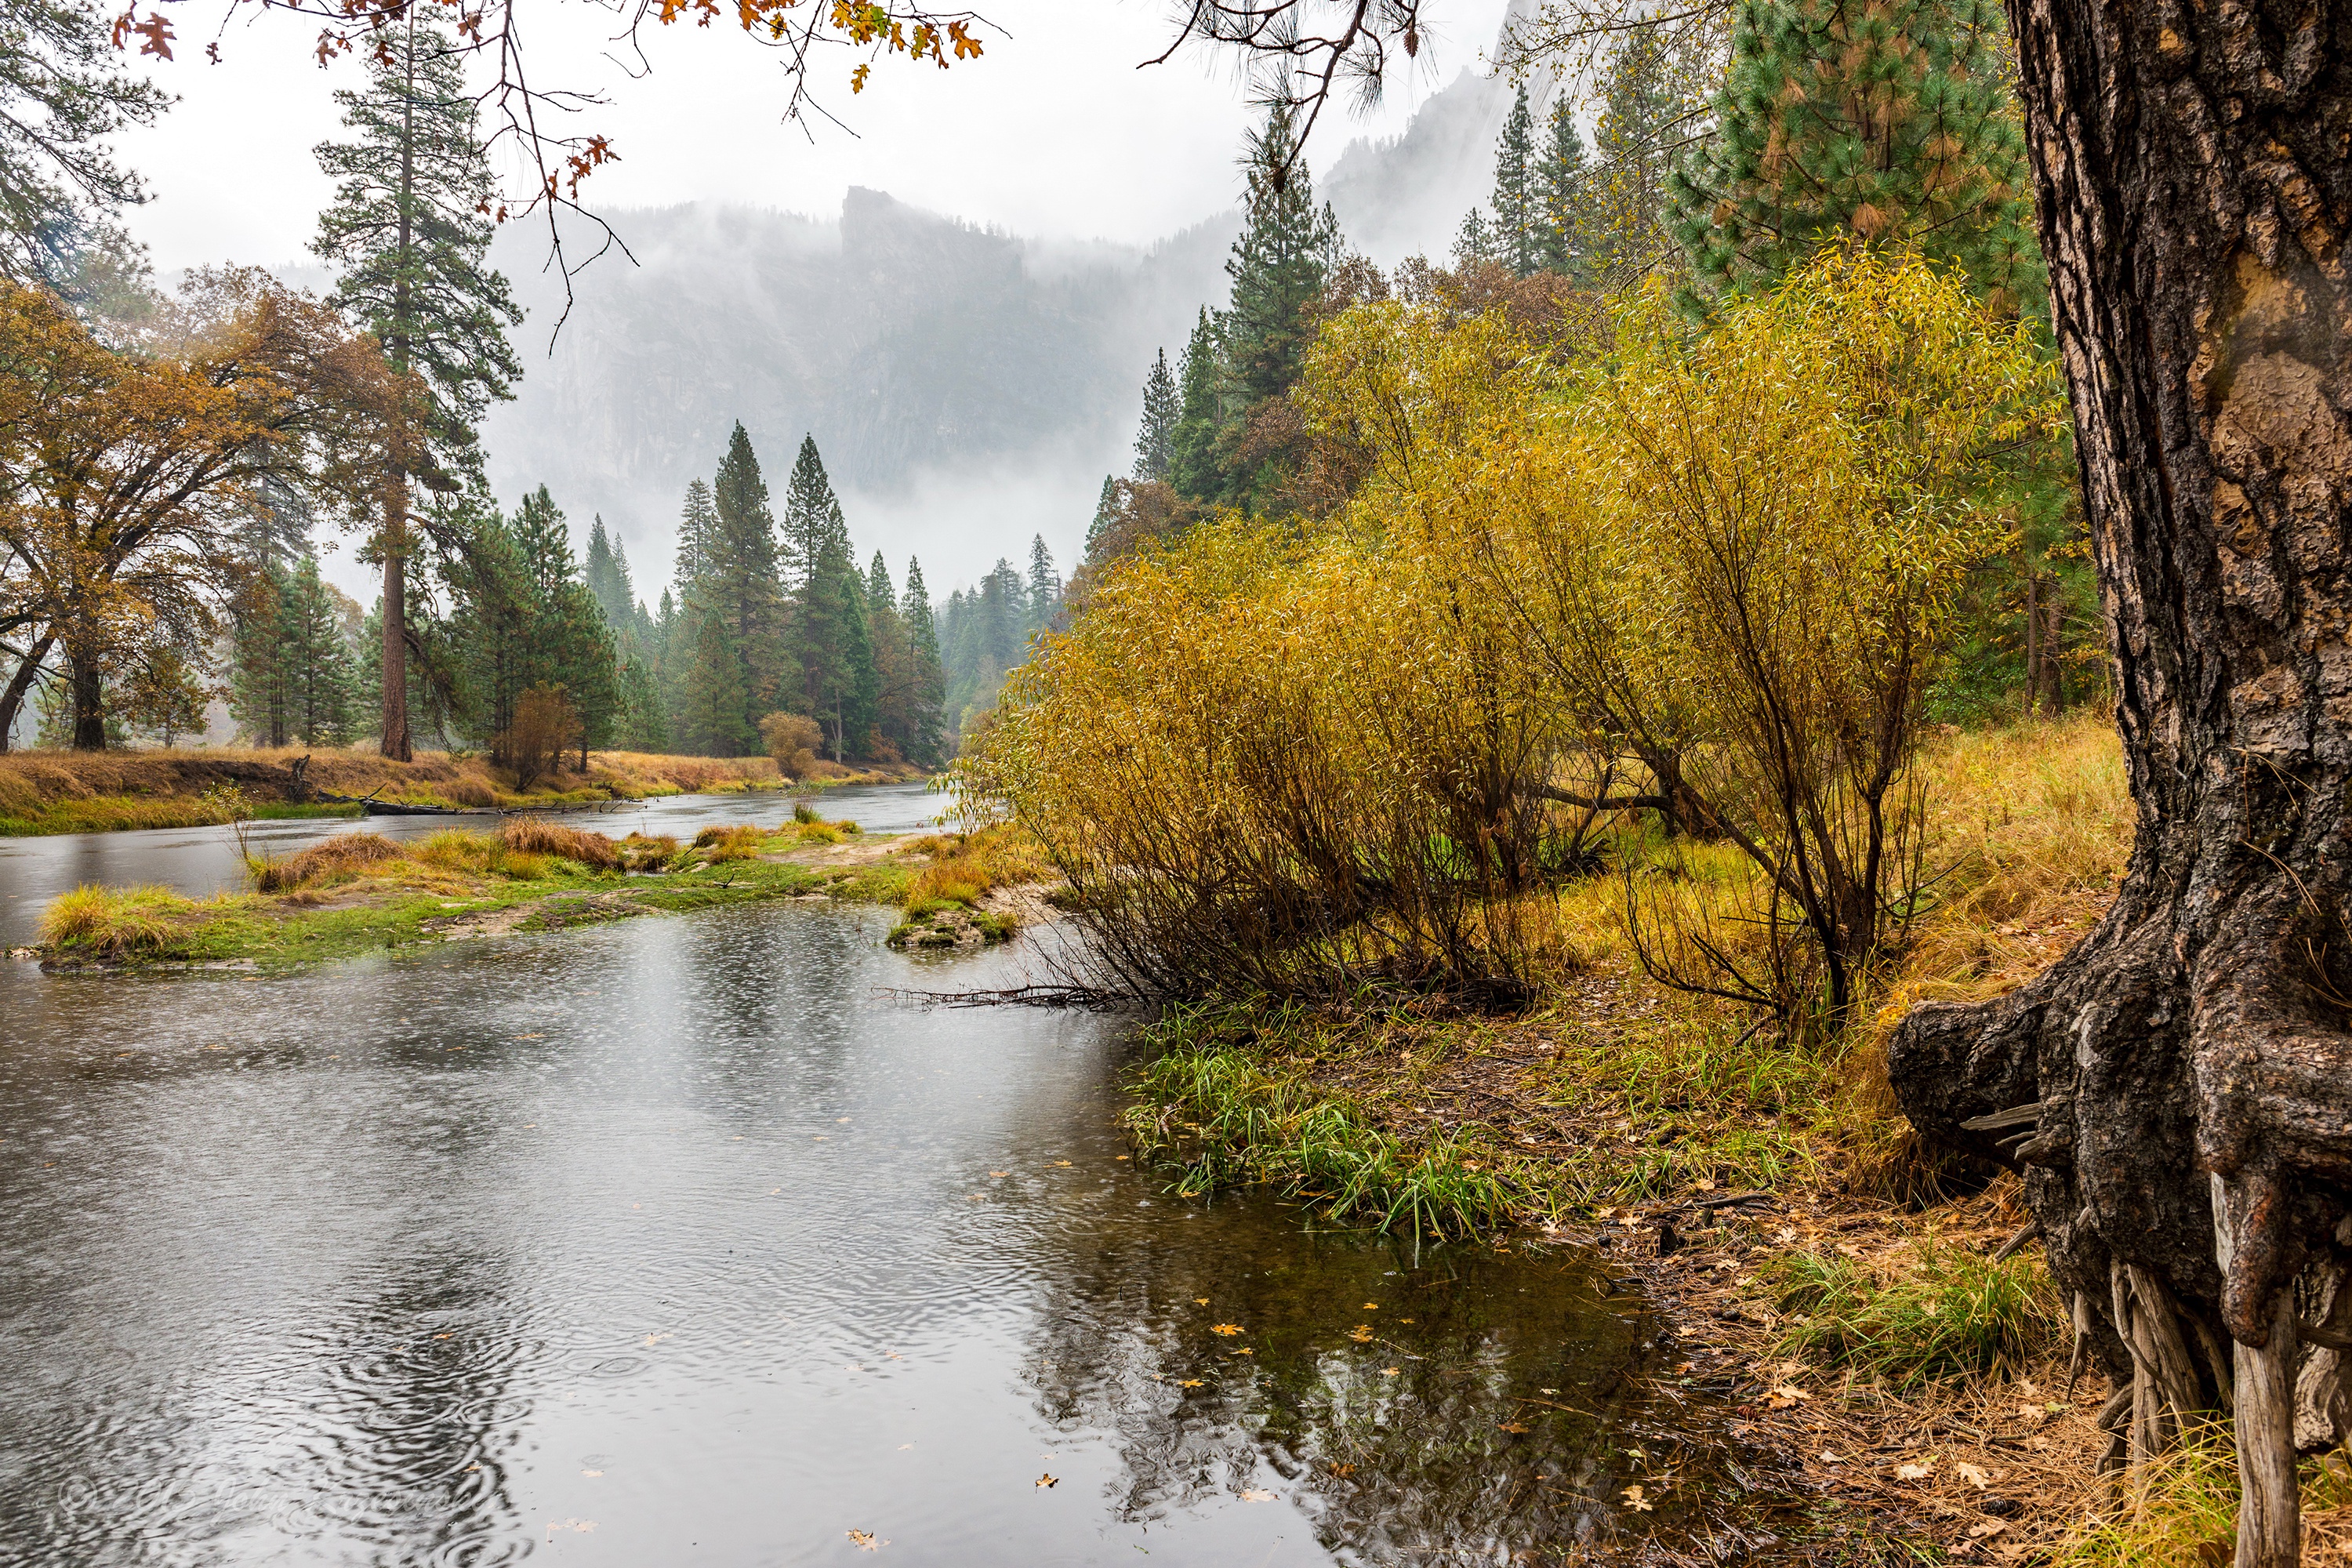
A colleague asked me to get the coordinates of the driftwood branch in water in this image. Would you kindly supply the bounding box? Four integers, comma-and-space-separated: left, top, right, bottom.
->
877, 983, 1130, 1012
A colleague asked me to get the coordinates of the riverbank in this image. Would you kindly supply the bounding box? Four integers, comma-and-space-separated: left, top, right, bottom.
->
1113, 716, 2352, 1560
0, 747, 928, 836
27, 815, 1053, 970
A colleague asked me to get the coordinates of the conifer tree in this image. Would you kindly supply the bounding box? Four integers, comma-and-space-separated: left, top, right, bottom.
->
1221, 105, 1342, 408
863, 550, 916, 761
1132, 350, 1179, 482
1668, 0, 2040, 313
1085, 475, 1120, 562
1170, 308, 1222, 502
677, 610, 754, 757
511, 485, 619, 767
584, 514, 637, 630
707, 423, 791, 731
1451, 207, 1497, 269
282, 554, 358, 745
1537, 99, 1592, 278
674, 479, 719, 590
615, 648, 668, 753
230, 562, 292, 747
900, 558, 946, 767
1586, 30, 1704, 287
1025, 535, 1061, 638
312, 13, 522, 761
796, 496, 877, 757
1491, 84, 1541, 275
779, 434, 837, 590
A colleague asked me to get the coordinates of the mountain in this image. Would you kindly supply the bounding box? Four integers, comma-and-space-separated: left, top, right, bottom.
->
478, 66, 1525, 599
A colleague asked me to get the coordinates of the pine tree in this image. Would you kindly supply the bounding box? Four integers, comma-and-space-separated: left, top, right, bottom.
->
511, 485, 620, 768
900, 558, 946, 768
707, 423, 791, 732
1132, 349, 1179, 482
1586, 30, 1704, 287
677, 608, 754, 757
863, 551, 916, 762
282, 554, 358, 745
796, 496, 877, 757
1221, 105, 1343, 408
1491, 84, 1541, 275
1537, 99, 1592, 278
1085, 475, 1120, 563
1170, 308, 1222, 502
0, 1, 165, 299
1025, 535, 1062, 638
1451, 207, 1497, 270
675, 478, 719, 590
230, 561, 292, 747
584, 514, 637, 630
779, 434, 837, 590
313, 13, 522, 761
1668, 0, 2041, 313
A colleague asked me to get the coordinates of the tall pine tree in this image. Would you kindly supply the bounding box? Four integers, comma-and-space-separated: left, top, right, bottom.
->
1586, 30, 1704, 287
1025, 535, 1061, 639
674, 478, 719, 589
899, 558, 946, 768
1537, 98, 1592, 278
584, 514, 638, 631
1170, 308, 1222, 502
1491, 85, 1541, 275
1132, 349, 1178, 482
1221, 105, 1342, 408
1668, 0, 2040, 314
313, 13, 521, 761
706, 423, 791, 735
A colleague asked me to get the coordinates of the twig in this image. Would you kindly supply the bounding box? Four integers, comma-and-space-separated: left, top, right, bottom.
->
877, 983, 1128, 1011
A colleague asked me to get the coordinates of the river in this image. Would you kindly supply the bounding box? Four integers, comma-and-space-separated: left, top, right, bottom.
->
0, 793, 1792, 1564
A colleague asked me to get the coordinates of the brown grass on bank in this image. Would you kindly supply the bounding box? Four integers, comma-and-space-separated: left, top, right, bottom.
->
499, 818, 622, 869
0, 746, 788, 820
252, 832, 407, 893
902, 822, 1054, 909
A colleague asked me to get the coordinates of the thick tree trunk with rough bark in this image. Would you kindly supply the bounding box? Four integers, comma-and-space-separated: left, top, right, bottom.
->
379, 481, 412, 764
1888, 0, 2352, 1559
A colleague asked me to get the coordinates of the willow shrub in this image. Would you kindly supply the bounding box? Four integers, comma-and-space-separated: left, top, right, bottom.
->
966, 248, 2061, 1014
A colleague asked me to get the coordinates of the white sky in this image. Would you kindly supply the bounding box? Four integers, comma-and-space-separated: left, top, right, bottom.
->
117, 0, 1510, 275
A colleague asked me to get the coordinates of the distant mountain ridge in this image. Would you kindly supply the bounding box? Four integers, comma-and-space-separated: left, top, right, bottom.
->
478, 60, 1524, 597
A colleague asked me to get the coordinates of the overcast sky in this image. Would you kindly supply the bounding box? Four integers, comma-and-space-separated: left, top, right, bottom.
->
118, 0, 1511, 275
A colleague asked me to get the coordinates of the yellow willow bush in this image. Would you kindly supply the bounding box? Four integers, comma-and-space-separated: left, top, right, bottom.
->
1487, 251, 2063, 1026
960, 517, 1584, 1002
967, 247, 2061, 1016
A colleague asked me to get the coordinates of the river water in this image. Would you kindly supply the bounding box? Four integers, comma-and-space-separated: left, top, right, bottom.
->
0, 797, 1795, 1565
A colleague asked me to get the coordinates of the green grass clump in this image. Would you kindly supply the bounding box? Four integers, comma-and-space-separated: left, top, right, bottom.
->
40, 884, 212, 960
1125, 1022, 1524, 1241
1764, 1238, 2064, 1387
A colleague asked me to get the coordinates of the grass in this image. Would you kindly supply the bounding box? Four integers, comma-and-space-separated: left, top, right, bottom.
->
2055, 1436, 2352, 1566
1123, 1012, 1528, 1241
0, 745, 938, 837
1762, 1236, 2067, 1388
884, 822, 1054, 948
31, 816, 924, 969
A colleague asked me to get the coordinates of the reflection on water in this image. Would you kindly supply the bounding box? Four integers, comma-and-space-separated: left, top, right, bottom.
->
0, 780, 955, 946
0, 900, 1796, 1564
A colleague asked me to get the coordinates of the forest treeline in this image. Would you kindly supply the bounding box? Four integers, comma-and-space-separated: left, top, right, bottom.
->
0, 14, 1047, 773
974, 0, 2082, 1022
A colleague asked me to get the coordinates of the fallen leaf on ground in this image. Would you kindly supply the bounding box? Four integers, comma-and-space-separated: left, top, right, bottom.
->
1179, 1379, 1203, 1388
1239, 1489, 1275, 1501
1036, 1473, 1057, 1488
1193, 1298, 1210, 1306
1328, 1463, 1354, 1477
1764, 1384, 1809, 1408
1210, 1323, 1243, 1336
1349, 1325, 1375, 1342
1894, 1460, 1936, 1481
1621, 1484, 1653, 1512
1956, 1461, 1992, 1489
1362, 1302, 1379, 1310
847, 1528, 880, 1549
1966, 1520, 2008, 1539
1497, 1421, 1530, 1434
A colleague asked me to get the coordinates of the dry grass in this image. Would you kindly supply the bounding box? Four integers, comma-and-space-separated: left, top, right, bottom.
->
252, 833, 408, 893
903, 822, 1054, 910
499, 818, 622, 869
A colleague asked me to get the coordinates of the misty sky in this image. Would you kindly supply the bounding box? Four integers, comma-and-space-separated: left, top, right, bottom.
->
110, 0, 1511, 604
119, 0, 1508, 274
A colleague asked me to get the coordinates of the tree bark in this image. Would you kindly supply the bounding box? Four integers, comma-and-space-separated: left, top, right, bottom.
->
0, 633, 53, 753
1888, 0, 2352, 1558
379, 485, 412, 763
69, 641, 105, 751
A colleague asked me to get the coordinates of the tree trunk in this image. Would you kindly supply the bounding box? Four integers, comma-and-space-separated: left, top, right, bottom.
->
379, 488, 412, 763
2024, 568, 2042, 714
0, 633, 53, 753
1887, 0, 2352, 1559
69, 644, 105, 751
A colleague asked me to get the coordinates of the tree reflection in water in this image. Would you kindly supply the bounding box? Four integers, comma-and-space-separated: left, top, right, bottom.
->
1018, 1196, 1801, 1561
